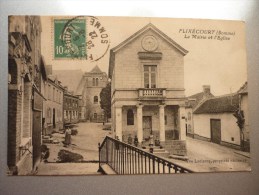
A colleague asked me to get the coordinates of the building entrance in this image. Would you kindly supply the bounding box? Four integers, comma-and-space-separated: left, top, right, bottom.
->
143, 116, 152, 139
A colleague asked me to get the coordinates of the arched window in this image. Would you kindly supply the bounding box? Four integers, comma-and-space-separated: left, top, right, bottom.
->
127, 109, 134, 125
93, 113, 97, 119
96, 78, 99, 86
94, 96, 98, 104
94, 78, 96, 86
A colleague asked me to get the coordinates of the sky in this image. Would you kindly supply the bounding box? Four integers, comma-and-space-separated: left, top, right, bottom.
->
41, 16, 247, 96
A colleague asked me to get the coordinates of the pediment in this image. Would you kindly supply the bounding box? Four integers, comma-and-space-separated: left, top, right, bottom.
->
111, 23, 188, 55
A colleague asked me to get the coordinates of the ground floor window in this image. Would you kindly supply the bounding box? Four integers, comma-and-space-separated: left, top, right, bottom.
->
93, 113, 97, 119
94, 96, 98, 104
127, 109, 134, 125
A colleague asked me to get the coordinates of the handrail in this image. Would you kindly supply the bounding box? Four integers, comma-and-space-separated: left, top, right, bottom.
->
98, 136, 193, 174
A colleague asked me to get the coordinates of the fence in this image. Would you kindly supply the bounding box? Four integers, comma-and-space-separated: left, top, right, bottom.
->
98, 136, 193, 174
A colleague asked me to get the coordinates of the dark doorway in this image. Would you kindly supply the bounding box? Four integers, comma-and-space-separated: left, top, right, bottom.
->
210, 119, 221, 144
53, 108, 56, 128
33, 111, 42, 169
143, 116, 152, 139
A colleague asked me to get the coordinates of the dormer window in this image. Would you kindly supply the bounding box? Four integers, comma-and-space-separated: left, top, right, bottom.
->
144, 65, 157, 88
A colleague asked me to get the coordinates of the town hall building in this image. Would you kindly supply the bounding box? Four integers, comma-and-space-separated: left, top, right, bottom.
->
109, 23, 188, 143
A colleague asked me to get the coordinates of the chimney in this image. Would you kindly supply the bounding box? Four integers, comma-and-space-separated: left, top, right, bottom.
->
203, 85, 211, 96
64, 86, 68, 92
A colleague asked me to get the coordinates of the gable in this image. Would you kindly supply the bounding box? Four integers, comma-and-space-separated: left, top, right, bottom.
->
109, 23, 188, 78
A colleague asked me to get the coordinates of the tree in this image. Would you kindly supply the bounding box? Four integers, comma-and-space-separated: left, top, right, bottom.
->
233, 109, 245, 150
100, 82, 111, 121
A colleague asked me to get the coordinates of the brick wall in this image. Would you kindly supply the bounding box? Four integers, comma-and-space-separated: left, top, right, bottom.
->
8, 90, 20, 167
23, 82, 32, 138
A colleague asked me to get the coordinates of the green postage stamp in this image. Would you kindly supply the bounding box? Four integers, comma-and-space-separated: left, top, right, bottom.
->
54, 18, 86, 59
53, 16, 110, 61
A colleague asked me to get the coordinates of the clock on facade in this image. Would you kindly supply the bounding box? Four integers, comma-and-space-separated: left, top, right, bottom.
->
141, 35, 158, 51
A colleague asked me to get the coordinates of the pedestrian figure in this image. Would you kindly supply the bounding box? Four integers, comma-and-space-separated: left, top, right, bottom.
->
149, 134, 154, 147
41, 145, 50, 162
64, 127, 71, 146
43, 119, 47, 136
128, 134, 133, 145
134, 135, 138, 147
155, 136, 160, 146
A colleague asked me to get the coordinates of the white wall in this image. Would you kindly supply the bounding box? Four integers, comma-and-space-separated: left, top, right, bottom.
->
194, 113, 241, 145
114, 29, 184, 91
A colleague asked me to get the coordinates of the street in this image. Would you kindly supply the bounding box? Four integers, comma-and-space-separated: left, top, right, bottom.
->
36, 122, 111, 175
166, 137, 251, 173
37, 122, 251, 175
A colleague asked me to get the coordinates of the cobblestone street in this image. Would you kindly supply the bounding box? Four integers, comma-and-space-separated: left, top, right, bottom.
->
166, 137, 251, 173
37, 122, 250, 175
37, 122, 111, 175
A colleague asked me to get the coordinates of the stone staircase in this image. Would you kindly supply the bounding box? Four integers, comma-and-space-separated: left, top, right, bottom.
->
161, 140, 189, 161
153, 148, 170, 158
142, 146, 170, 158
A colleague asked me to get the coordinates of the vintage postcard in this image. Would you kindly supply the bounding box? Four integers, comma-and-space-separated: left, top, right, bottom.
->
7, 16, 250, 175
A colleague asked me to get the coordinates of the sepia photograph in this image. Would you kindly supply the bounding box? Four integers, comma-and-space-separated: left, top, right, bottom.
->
7, 15, 250, 176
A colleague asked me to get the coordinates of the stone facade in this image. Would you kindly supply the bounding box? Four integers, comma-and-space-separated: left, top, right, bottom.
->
8, 16, 46, 175
43, 70, 64, 135
109, 24, 188, 143
64, 89, 80, 124
76, 65, 108, 122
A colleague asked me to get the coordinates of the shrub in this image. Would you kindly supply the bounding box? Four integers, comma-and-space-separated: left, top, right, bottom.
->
57, 149, 83, 163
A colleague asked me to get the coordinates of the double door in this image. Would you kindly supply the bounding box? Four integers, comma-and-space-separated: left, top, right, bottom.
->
143, 116, 152, 139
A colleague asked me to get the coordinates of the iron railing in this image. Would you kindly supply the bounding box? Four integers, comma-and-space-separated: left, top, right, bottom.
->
98, 136, 193, 174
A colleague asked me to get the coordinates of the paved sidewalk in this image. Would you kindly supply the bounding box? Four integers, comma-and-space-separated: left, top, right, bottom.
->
37, 162, 101, 175
165, 137, 251, 172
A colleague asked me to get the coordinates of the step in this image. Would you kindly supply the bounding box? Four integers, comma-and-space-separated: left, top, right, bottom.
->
169, 155, 189, 161
153, 151, 170, 158
153, 148, 166, 153
100, 164, 117, 175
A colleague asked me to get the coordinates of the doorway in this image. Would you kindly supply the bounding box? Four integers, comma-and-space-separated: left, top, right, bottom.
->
32, 111, 42, 169
210, 119, 221, 144
53, 108, 56, 128
143, 116, 152, 139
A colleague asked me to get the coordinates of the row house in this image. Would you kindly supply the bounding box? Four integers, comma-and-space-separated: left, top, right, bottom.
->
43, 66, 64, 135
8, 16, 46, 175
76, 65, 108, 122
109, 23, 188, 143
192, 83, 249, 151
63, 88, 80, 124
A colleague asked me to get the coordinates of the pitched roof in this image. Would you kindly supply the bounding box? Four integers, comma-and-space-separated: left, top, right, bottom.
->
90, 65, 103, 73
109, 23, 188, 78
194, 93, 239, 114
187, 91, 214, 109
52, 69, 83, 92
